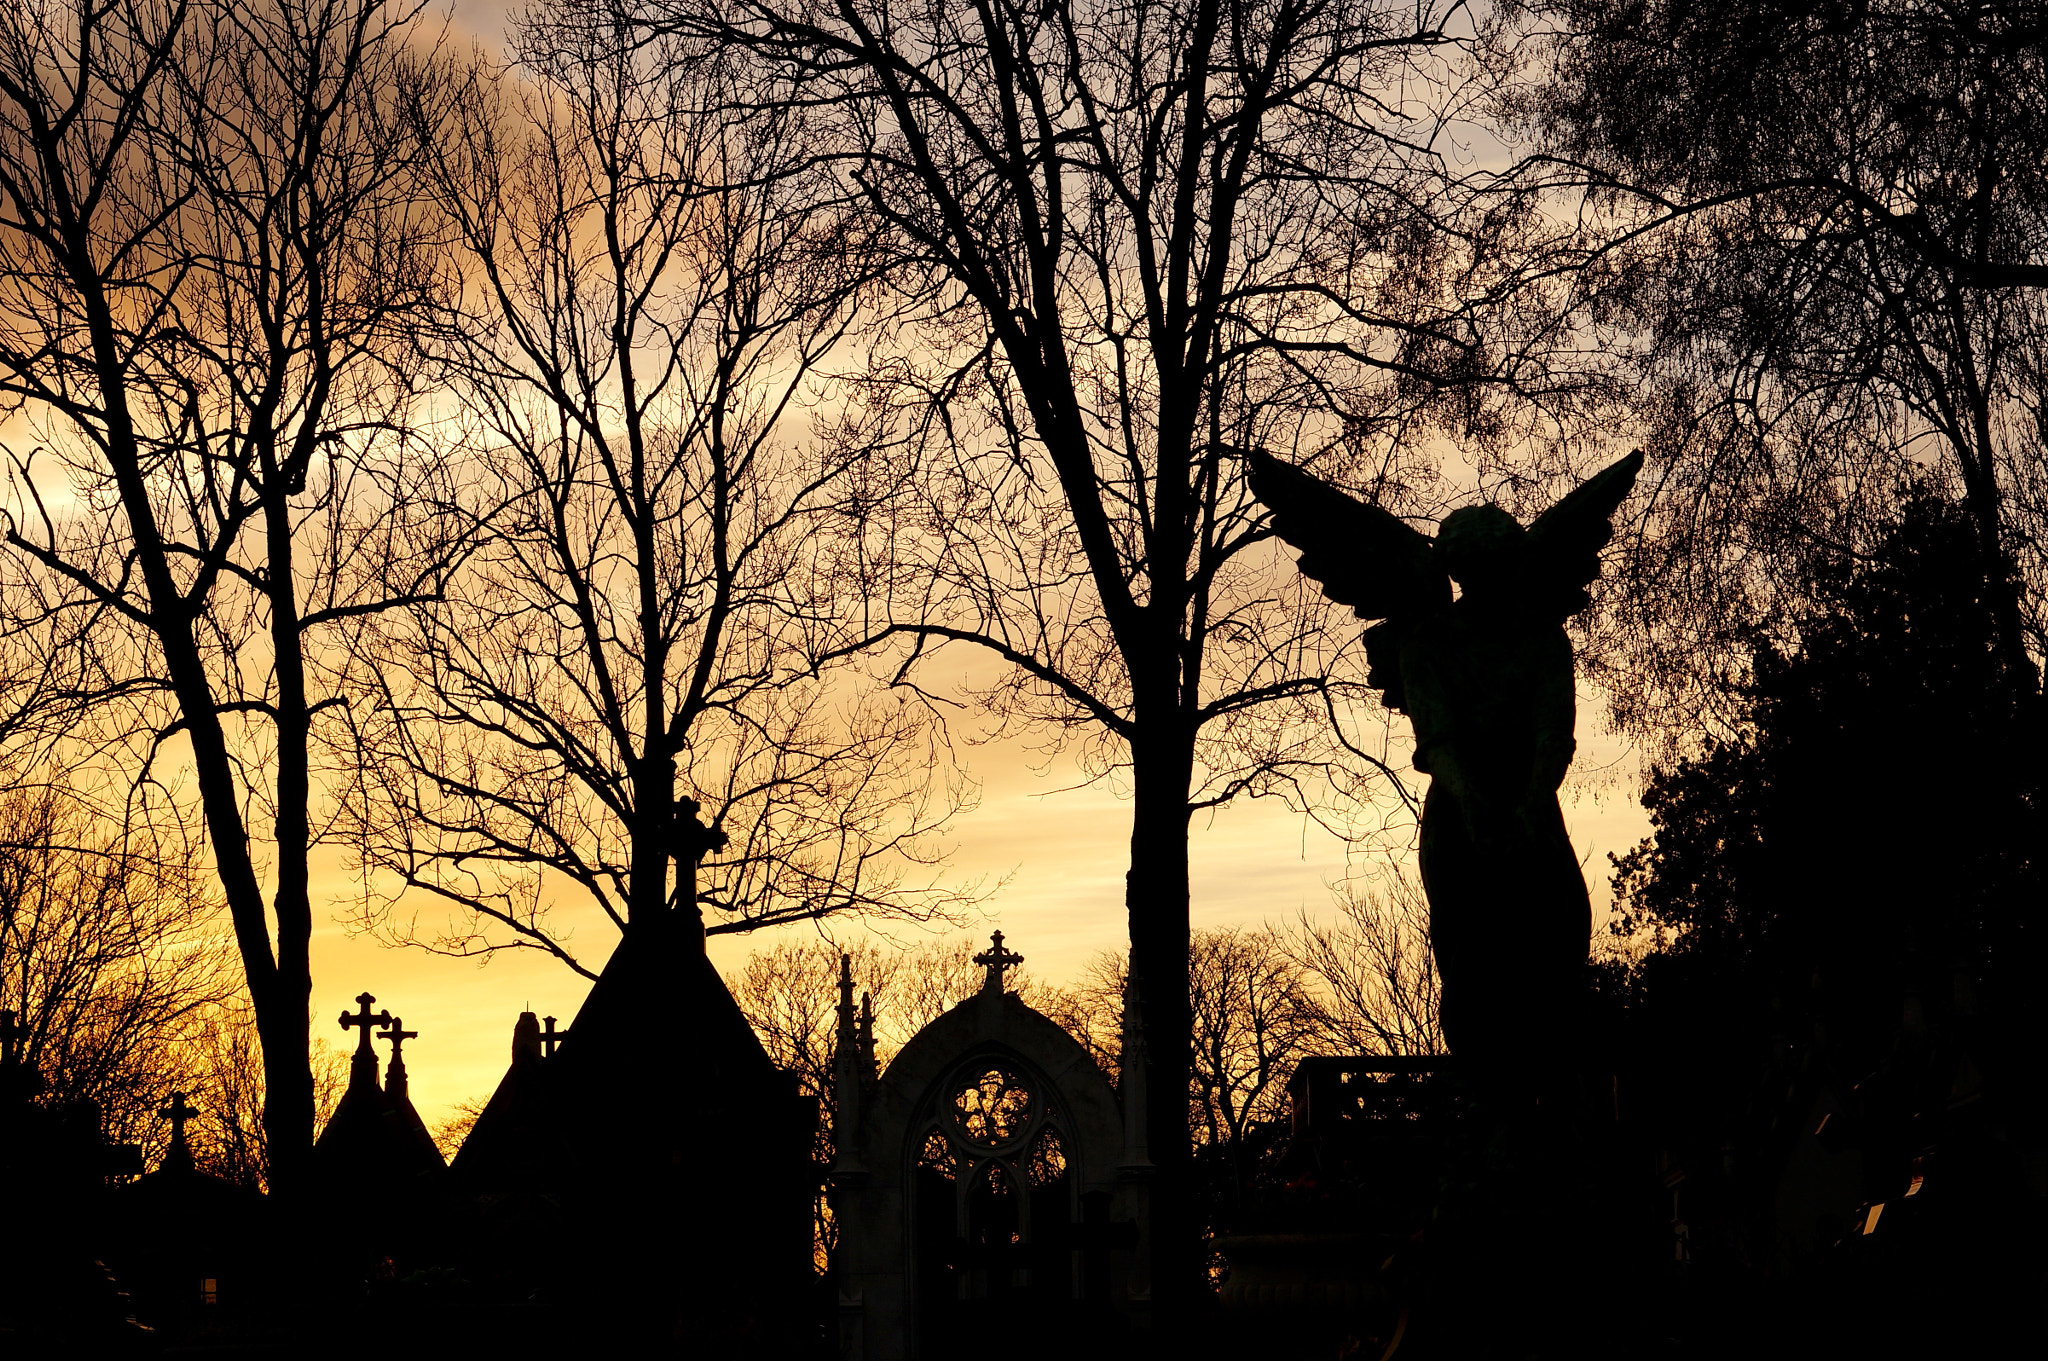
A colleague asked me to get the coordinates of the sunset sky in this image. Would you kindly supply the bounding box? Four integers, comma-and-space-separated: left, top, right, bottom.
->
309, 679, 1653, 1133
0, 0, 1654, 1138
0, 2, 2028, 1354
247, 0, 1653, 1133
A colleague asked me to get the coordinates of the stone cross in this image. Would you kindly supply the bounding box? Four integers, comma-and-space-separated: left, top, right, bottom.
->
157, 1090, 200, 1174
380, 1016, 419, 1099
159, 1091, 200, 1142
541, 1016, 570, 1057
340, 992, 392, 1057
379, 1016, 418, 1066
973, 930, 1024, 995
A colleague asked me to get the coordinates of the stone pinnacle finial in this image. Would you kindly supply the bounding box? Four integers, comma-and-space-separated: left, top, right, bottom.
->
973, 930, 1024, 995
379, 1015, 419, 1100
158, 1091, 200, 1174
0, 1008, 25, 1067
513, 1011, 542, 1064
340, 992, 392, 1057
339, 991, 393, 1095
858, 991, 878, 1080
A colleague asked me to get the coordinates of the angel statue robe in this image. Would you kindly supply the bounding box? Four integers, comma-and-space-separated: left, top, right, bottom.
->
1248, 449, 1643, 1094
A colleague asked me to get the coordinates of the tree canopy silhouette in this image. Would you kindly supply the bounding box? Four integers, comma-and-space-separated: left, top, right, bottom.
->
1595, 488, 2045, 1351
1515, 0, 2048, 732
1609, 492, 2040, 1061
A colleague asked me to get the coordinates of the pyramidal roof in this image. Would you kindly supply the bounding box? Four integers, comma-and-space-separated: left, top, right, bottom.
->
312, 998, 444, 1186
454, 910, 787, 1189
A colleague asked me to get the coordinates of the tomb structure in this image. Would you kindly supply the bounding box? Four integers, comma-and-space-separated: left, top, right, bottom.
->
831, 932, 1152, 1360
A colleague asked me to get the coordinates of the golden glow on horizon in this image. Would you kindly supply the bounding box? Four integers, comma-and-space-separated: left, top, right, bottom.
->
306, 689, 1652, 1139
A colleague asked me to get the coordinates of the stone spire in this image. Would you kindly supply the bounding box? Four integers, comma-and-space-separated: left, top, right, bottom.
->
858, 991, 878, 1082
831, 954, 869, 1181
317, 992, 443, 1179
833, 954, 858, 1085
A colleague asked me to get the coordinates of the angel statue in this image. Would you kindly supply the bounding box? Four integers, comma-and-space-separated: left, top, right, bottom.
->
1248, 449, 1643, 1095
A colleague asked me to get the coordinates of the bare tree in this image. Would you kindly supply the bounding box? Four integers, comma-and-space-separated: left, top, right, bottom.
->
642, 0, 1553, 1298
0, 0, 453, 1190
1078, 929, 1321, 1155
341, 2, 976, 979
0, 780, 234, 1162
1286, 869, 1444, 1056
428, 1095, 487, 1162
1187, 928, 1321, 1152
179, 999, 351, 1190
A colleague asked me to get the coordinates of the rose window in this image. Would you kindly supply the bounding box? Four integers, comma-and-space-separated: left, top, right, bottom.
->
952, 1066, 1032, 1146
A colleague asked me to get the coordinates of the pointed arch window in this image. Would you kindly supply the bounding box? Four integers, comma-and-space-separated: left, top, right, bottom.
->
1026, 1126, 1067, 1187
916, 1127, 956, 1181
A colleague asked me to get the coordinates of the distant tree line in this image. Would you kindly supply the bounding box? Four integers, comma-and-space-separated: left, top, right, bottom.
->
728, 894, 1439, 1272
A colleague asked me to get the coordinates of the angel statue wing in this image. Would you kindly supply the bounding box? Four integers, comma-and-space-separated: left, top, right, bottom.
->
1522, 449, 1644, 617
1245, 450, 1449, 622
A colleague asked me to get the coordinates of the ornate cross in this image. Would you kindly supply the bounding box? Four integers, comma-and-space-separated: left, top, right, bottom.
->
159, 1091, 200, 1141
379, 1016, 419, 1066
973, 930, 1024, 995
156, 1090, 200, 1174
380, 1016, 419, 1099
340, 992, 392, 1056
541, 1016, 569, 1057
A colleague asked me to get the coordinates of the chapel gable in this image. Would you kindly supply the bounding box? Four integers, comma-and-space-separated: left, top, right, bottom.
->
831, 933, 1153, 1361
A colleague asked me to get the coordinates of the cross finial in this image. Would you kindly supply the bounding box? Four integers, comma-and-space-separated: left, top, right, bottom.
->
379, 1016, 419, 1099
159, 1090, 200, 1136
339, 992, 392, 1058
158, 1091, 200, 1174
973, 930, 1024, 995
540, 1016, 570, 1058
379, 1016, 419, 1062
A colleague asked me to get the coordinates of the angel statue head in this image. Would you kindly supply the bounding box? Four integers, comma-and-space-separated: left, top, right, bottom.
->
1434, 503, 1525, 594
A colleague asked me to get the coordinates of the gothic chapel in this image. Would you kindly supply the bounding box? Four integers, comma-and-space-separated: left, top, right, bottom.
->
831, 934, 1154, 1360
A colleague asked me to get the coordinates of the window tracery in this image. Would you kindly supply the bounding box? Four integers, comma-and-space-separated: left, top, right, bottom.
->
1025, 1126, 1067, 1187
916, 1127, 956, 1181
951, 1066, 1032, 1146
917, 1059, 1075, 1258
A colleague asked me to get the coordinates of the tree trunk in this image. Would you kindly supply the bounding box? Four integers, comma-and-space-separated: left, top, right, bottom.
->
1125, 710, 1195, 1320
262, 492, 316, 1193
79, 266, 310, 1193
632, 753, 677, 928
